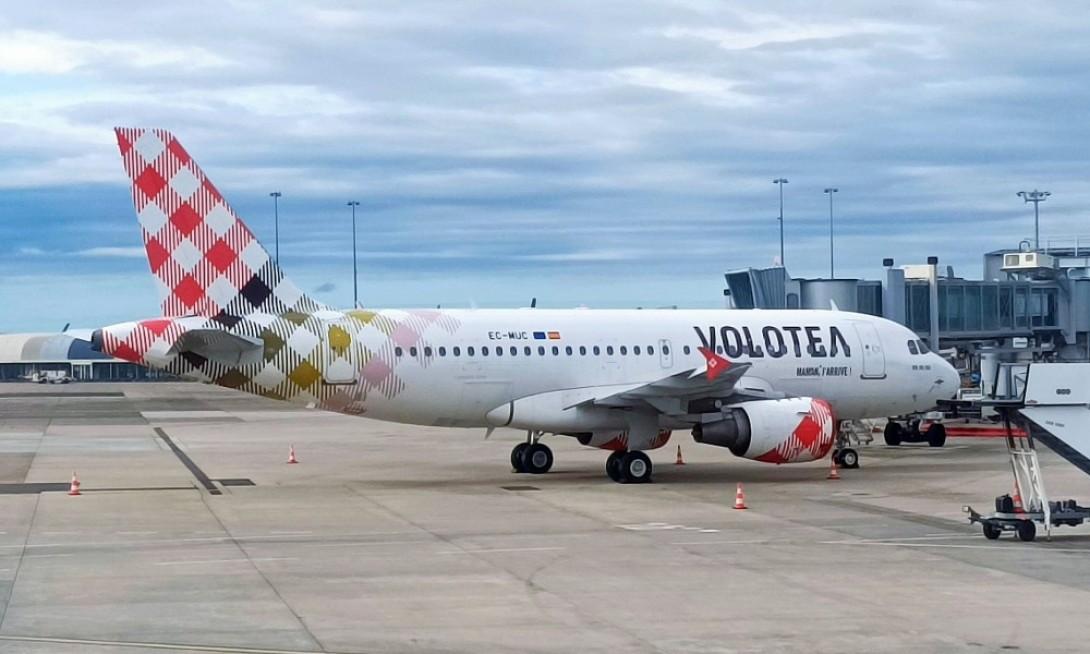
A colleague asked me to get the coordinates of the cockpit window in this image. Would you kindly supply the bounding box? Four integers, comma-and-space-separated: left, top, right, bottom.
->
907, 340, 919, 355
916, 339, 930, 354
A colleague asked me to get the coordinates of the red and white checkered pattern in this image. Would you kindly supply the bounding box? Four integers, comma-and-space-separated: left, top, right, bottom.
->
115, 128, 320, 318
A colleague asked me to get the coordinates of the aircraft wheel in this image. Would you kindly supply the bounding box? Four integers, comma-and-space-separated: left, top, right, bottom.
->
884, 421, 903, 446
605, 451, 624, 482
619, 451, 653, 484
521, 443, 553, 475
511, 443, 530, 473
839, 448, 860, 469
982, 521, 1002, 540
1016, 520, 1036, 542
926, 423, 947, 448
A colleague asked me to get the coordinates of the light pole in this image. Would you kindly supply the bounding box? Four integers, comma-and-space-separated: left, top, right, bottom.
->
773, 178, 788, 267
1017, 189, 1050, 251
269, 192, 282, 263
347, 201, 360, 309
824, 187, 838, 278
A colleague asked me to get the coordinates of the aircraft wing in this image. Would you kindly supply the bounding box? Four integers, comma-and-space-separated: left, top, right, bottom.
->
568, 348, 758, 416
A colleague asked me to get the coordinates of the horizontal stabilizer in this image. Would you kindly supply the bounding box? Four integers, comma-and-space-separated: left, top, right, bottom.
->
167, 329, 264, 367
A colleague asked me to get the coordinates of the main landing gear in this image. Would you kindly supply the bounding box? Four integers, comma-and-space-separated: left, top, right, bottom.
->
605, 450, 653, 484
510, 432, 553, 475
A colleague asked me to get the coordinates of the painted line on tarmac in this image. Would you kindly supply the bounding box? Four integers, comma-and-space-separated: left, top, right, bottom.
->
670, 539, 773, 546
436, 546, 567, 555
822, 540, 1090, 552
0, 635, 345, 654
154, 553, 298, 562
315, 540, 434, 548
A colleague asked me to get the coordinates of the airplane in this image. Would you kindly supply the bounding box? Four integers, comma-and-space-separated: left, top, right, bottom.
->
90, 127, 960, 484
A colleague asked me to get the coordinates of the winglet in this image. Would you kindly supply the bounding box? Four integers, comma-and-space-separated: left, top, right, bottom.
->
698, 347, 731, 381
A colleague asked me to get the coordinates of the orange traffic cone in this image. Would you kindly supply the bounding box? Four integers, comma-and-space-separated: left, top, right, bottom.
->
287, 444, 298, 465
827, 458, 841, 480
68, 470, 81, 496
675, 445, 685, 465
733, 482, 748, 510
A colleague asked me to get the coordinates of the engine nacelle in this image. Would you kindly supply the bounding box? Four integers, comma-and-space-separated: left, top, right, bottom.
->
692, 397, 836, 464
575, 430, 673, 451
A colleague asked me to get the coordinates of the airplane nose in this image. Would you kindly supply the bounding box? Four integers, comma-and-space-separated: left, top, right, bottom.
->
936, 358, 960, 400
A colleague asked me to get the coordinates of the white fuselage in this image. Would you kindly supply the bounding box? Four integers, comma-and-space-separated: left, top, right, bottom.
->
353, 308, 958, 428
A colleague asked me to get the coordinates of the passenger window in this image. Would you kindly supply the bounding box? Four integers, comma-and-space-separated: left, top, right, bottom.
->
607, 346, 614, 355
683, 345, 690, 355
438, 346, 446, 357
579, 346, 586, 355
552, 346, 559, 355
510, 346, 517, 356
648, 346, 655, 355
907, 340, 919, 355
467, 346, 475, 356
593, 346, 600, 355
634, 345, 641, 355
538, 346, 545, 355
423, 346, 432, 357
620, 346, 628, 355
409, 346, 417, 357
495, 347, 502, 357
395, 347, 403, 357
523, 346, 530, 356
565, 346, 573, 355
453, 346, 461, 357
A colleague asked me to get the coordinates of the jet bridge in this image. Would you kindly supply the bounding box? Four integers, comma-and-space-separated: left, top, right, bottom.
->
965, 363, 1090, 541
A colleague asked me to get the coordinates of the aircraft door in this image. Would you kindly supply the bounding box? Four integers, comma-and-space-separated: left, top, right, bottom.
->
852, 323, 886, 379
658, 339, 673, 369
322, 320, 359, 385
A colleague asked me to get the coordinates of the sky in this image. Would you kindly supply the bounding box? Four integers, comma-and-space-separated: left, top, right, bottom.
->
2, 1, 1089, 332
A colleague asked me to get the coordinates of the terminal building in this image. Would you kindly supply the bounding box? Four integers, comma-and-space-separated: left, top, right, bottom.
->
724, 242, 1090, 395
0, 333, 168, 382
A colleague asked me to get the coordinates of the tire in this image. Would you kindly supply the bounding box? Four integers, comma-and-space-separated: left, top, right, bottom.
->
619, 451, 653, 484
926, 423, 947, 448
605, 451, 624, 482
884, 422, 903, 446
982, 521, 1001, 540
511, 443, 529, 473
1016, 520, 1036, 542
521, 443, 554, 475
840, 448, 860, 469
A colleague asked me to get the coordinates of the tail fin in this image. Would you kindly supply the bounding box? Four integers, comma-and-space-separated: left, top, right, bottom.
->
114, 127, 322, 317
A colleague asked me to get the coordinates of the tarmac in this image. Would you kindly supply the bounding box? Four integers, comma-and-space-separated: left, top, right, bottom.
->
1, 382, 1089, 654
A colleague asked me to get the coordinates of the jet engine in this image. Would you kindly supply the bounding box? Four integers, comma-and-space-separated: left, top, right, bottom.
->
691, 397, 836, 464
